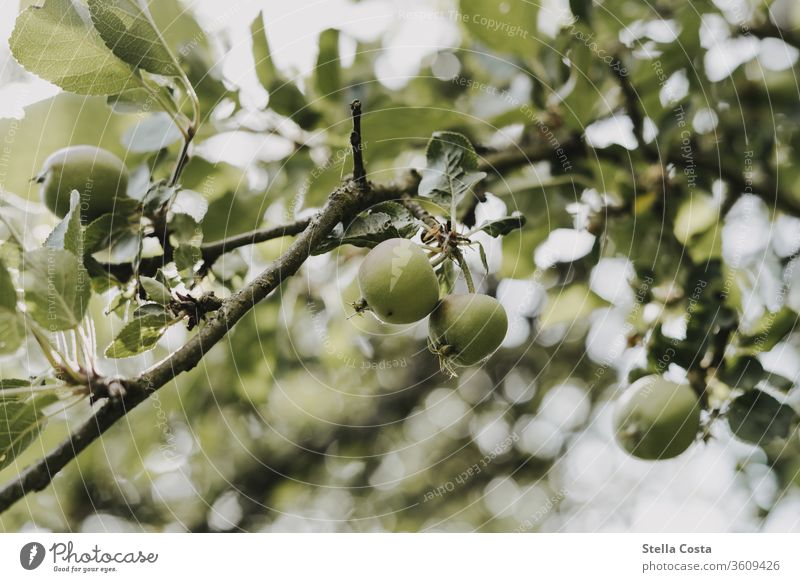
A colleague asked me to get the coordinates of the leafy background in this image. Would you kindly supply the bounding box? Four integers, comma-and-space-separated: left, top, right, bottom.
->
0, 0, 799, 532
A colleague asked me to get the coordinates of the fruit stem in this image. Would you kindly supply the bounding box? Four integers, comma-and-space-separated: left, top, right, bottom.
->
453, 249, 475, 293
430, 253, 449, 267
168, 129, 194, 188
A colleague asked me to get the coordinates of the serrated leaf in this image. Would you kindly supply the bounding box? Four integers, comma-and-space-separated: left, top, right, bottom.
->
475, 213, 527, 237
251, 12, 319, 129
419, 132, 486, 215
0, 392, 57, 471
122, 112, 183, 153
84, 256, 120, 294
171, 189, 209, 223
87, 0, 181, 76
84, 214, 121, 255
133, 303, 168, 318
45, 191, 84, 256
140, 276, 171, 305
10, 0, 142, 96
727, 390, 798, 445
105, 313, 172, 358
21, 248, 91, 331
107, 87, 154, 113
315, 28, 341, 99
174, 244, 201, 274
169, 213, 203, 246
313, 202, 419, 255
95, 229, 142, 265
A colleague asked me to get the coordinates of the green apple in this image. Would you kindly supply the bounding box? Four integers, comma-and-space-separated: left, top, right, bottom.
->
614, 375, 701, 460
428, 293, 508, 367
37, 145, 129, 222
358, 238, 439, 324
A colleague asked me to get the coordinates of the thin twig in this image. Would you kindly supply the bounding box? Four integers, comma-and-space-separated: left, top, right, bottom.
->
349, 100, 366, 189
200, 218, 312, 268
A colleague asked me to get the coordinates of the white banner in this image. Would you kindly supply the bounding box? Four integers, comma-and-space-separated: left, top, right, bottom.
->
0, 533, 798, 580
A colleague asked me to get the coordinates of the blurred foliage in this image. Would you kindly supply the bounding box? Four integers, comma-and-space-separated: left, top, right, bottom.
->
1, 0, 800, 533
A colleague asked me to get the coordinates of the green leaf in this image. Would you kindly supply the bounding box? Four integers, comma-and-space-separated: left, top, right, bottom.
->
315, 29, 341, 99
477, 241, 489, 273
720, 356, 764, 389
45, 191, 84, 256
169, 213, 203, 246
87, 0, 181, 76
140, 276, 171, 305
569, 0, 592, 23
105, 313, 172, 358
21, 248, 91, 331
437, 259, 456, 296
10, 0, 142, 96
142, 182, 177, 214
122, 112, 183, 153
727, 390, 798, 445
740, 308, 798, 353
313, 202, 419, 255
673, 193, 719, 245
0, 311, 24, 355
0, 393, 57, 471
211, 249, 248, 285
459, 0, 539, 57
0, 379, 31, 390
475, 213, 527, 237
418, 132, 486, 214
106, 87, 154, 113
174, 244, 201, 274
538, 284, 607, 330
171, 189, 209, 223
95, 229, 142, 265
84, 256, 120, 294
133, 303, 168, 318
0, 261, 24, 354
84, 214, 123, 255
250, 12, 277, 81
251, 12, 320, 129
0, 260, 17, 311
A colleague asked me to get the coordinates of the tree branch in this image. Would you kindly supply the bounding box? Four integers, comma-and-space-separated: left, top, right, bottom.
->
0, 178, 407, 514
200, 217, 312, 269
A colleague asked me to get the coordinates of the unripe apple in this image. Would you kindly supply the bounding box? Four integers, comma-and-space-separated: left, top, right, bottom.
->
358, 238, 439, 324
613, 375, 701, 460
428, 293, 508, 367
37, 145, 129, 222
